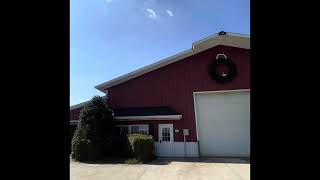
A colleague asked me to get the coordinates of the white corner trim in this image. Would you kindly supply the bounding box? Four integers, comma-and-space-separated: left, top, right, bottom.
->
95, 32, 250, 92
113, 115, 182, 121
70, 120, 79, 125
193, 93, 200, 141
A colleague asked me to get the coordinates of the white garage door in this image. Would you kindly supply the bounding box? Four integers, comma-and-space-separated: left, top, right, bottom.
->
194, 90, 250, 157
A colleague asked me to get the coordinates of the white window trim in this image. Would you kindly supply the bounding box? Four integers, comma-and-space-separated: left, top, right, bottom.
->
116, 124, 149, 134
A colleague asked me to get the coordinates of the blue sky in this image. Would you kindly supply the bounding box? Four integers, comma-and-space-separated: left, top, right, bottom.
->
70, 0, 250, 106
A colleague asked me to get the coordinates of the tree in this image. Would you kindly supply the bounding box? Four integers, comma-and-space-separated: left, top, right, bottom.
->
71, 96, 114, 162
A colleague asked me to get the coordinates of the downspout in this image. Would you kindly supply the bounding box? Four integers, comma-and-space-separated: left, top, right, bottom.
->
183, 128, 189, 157
184, 134, 187, 157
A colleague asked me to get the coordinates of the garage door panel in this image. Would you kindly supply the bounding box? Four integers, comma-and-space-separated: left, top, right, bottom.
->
195, 91, 250, 157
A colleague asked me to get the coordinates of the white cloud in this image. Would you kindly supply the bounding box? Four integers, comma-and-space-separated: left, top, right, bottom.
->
166, 10, 173, 16
105, 0, 112, 2
146, 9, 157, 19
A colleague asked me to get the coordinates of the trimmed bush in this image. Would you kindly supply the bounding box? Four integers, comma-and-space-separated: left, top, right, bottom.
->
127, 134, 155, 162
71, 96, 114, 162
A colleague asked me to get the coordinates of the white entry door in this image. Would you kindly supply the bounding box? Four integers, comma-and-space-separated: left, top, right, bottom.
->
157, 124, 174, 157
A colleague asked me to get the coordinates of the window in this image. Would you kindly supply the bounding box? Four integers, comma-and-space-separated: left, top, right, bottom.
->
120, 126, 129, 135
118, 125, 149, 135
162, 127, 170, 141
138, 125, 148, 134
131, 126, 139, 133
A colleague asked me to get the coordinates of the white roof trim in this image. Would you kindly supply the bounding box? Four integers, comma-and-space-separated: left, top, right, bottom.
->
113, 115, 182, 121
95, 32, 250, 92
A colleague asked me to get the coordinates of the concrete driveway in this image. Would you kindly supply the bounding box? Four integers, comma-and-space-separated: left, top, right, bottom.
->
70, 158, 250, 180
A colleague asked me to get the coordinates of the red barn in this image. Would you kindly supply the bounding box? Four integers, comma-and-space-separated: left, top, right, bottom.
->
70, 32, 250, 158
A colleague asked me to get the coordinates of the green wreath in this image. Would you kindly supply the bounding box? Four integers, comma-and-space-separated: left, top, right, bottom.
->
208, 58, 237, 84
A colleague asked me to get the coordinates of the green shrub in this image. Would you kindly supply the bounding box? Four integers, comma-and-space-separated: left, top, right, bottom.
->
124, 158, 141, 164
127, 134, 155, 162
71, 96, 114, 162
72, 139, 100, 162
112, 134, 132, 157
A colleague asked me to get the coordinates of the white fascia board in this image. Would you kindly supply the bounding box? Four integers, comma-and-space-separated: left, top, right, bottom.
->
95, 49, 193, 91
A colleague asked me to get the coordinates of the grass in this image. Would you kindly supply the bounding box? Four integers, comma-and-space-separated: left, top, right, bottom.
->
124, 158, 142, 164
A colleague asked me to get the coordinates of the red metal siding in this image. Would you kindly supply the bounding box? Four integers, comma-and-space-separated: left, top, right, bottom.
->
70, 107, 83, 120
108, 45, 250, 142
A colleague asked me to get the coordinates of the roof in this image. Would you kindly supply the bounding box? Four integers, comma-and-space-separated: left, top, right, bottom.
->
95, 31, 250, 92
70, 96, 107, 110
112, 106, 180, 117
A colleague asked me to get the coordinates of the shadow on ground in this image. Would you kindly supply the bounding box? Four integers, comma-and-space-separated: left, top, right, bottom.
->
71, 157, 250, 165
74, 157, 128, 164
150, 157, 250, 165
